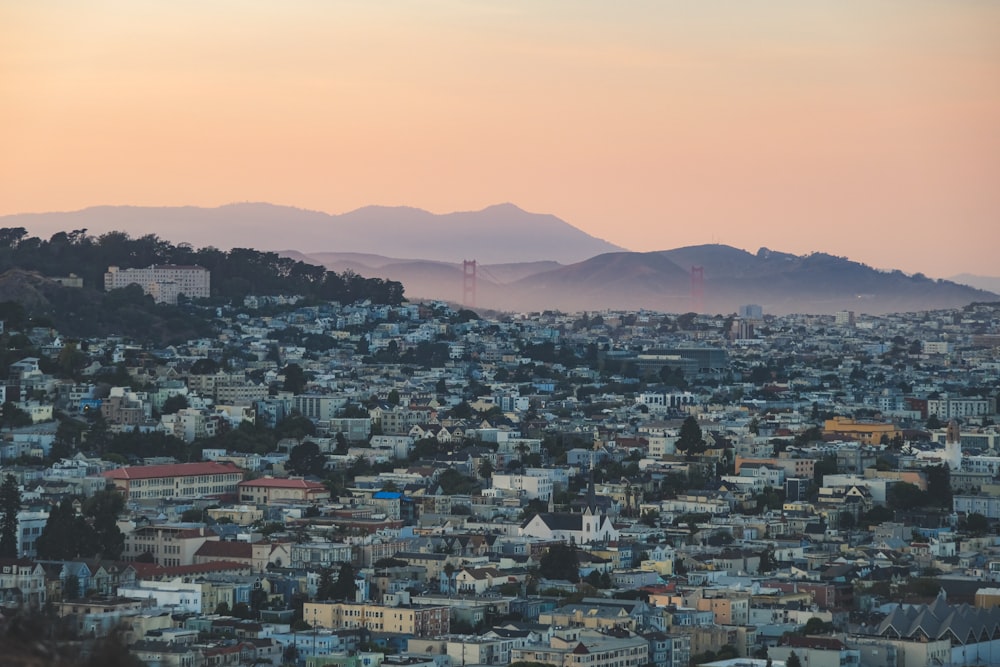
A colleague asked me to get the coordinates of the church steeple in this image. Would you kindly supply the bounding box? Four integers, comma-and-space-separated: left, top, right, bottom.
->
586, 468, 597, 516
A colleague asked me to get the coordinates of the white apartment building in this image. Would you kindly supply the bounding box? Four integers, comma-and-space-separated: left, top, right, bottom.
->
928, 396, 996, 420
104, 264, 210, 304
490, 473, 554, 500
117, 580, 203, 613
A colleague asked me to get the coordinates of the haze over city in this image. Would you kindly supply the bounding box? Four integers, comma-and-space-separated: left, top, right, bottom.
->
3, 1, 999, 278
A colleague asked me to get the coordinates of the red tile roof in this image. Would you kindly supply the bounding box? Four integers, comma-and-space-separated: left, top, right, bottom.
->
238, 477, 326, 489
103, 461, 244, 480
131, 560, 251, 579
195, 541, 253, 559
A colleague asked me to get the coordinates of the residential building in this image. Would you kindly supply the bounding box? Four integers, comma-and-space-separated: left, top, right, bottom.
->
303, 599, 450, 637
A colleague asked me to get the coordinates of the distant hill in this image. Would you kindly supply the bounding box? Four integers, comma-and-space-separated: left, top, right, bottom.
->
290, 245, 997, 315
950, 273, 1000, 295
2, 202, 624, 265
502, 246, 997, 315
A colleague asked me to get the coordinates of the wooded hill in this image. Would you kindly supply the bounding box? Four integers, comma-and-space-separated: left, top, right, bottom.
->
0, 227, 405, 344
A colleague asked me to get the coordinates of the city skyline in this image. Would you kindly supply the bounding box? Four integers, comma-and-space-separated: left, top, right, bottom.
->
2, 2, 999, 278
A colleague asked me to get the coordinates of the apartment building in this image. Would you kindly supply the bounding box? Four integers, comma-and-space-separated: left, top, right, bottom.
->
303, 600, 450, 637
490, 473, 554, 501
104, 264, 210, 304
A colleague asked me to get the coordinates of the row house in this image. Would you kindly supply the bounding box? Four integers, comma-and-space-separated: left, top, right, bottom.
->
0, 558, 47, 609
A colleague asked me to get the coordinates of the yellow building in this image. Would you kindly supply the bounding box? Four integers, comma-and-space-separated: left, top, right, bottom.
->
823, 417, 900, 445
303, 600, 449, 637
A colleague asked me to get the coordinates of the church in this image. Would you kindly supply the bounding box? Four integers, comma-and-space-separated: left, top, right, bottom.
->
519, 476, 620, 545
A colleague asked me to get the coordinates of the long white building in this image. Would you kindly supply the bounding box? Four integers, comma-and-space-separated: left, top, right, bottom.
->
104, 264, 210, 304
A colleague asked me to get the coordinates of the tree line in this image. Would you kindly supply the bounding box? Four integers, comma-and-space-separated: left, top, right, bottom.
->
0, 227, 405, 305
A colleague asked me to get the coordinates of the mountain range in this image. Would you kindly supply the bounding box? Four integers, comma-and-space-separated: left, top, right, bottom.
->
2, 202, 996, 315
0, 202, 622, 265
286, 246, 998, 315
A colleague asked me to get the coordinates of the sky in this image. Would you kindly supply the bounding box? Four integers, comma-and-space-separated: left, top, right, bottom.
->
2, 1, 999, 277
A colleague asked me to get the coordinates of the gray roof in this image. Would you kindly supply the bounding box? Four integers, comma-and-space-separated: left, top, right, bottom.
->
875, 592, 1000, 645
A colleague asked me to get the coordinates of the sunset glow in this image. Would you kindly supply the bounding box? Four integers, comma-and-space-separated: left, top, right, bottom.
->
2, 1, 999, 276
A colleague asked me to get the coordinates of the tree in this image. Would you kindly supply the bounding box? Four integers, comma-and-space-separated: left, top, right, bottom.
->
539, 543, 579, 583
1, 402, 33, 430
316, 566, 335, 600
56, 341, 87, 378
924, 464, 952, 509
812, 455, 838, 485
282, 363, 308, 394
82, 486, 126, 559
802, 617, 833, 634
759, 548, 777, 573
35, 497, 99, 560
478, 459, 495, 479
964, 512, 989, 536
288, 441, 326, 477
786, 651, 802, 667
0, 475, 22, 558
676, 416, 704, 454
331, 562, 357, 601
887, 481, 926, 510
160, 393, 189, 415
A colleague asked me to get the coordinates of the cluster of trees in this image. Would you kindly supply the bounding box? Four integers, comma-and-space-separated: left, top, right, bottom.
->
885, 465, 952, 510
315, 563, 358, 601
538, 543, 580, 583
0, 228, 406, 344
34, 488, 126, 562
0, 227, 405, 305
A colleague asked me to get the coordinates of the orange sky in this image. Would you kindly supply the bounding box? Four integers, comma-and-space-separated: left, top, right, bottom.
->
2, 1, 999, 277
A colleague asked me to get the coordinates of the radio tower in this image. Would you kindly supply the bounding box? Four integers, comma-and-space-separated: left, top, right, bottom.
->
462, 260, 477, 308
690, 265, 704, 313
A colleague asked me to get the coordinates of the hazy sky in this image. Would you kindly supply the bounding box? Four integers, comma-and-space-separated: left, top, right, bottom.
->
2, 1, 999, 277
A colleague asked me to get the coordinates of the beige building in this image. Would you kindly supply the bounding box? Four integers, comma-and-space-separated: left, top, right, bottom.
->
122, 525, 218, 567
103, 462, 244, 502
237, 477, 330, 505
303, 600, 449, 637
511, 630, 649, 667
695, 593, 750, 626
